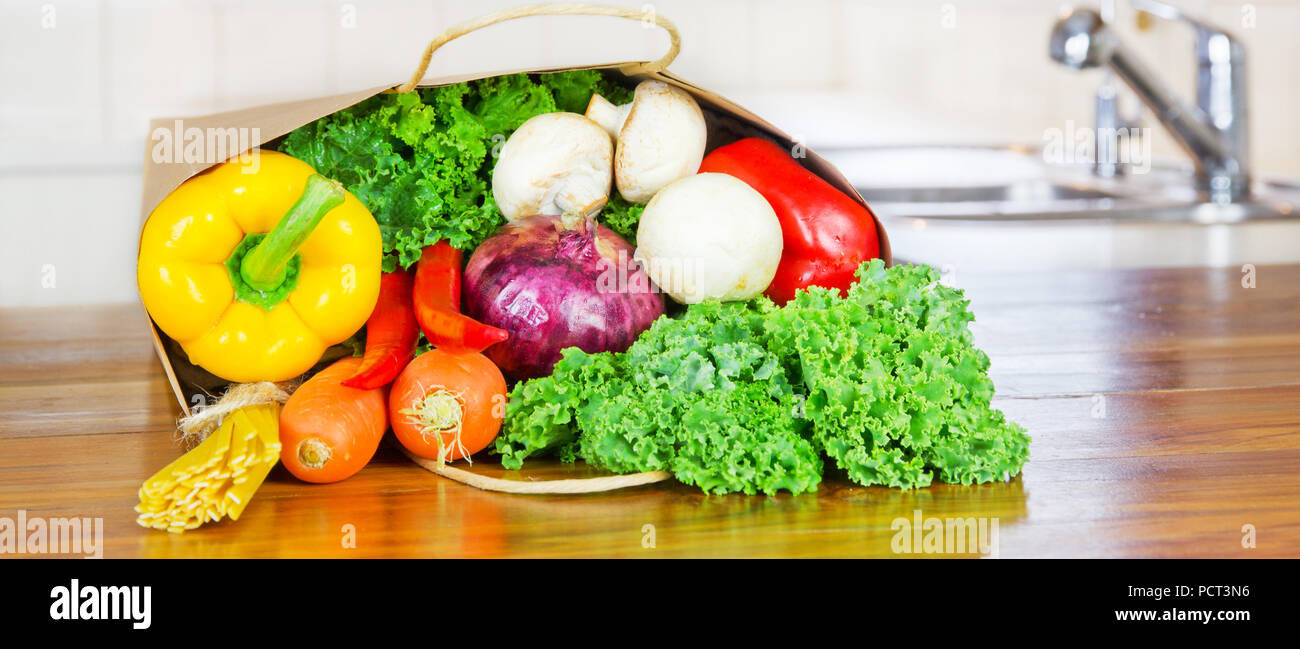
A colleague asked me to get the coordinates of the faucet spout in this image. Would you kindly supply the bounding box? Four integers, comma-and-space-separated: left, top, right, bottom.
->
1050, 7, 1250, 201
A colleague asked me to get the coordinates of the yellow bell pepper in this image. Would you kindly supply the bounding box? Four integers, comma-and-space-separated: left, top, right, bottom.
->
138, 150, 381, 382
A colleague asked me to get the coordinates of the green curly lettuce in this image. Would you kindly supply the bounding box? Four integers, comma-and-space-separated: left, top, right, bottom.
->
769, 262, 1029, 488
495, 300, 820, 495
279, 70, 634, 270
536, 68, 633, 113
600, 194, 645, 246
494, 260, 1030, 495
668, 386, 821, 495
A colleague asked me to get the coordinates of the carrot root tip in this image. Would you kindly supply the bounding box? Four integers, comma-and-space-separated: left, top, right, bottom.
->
399, 389, 468, 466
297, 437, 333, 469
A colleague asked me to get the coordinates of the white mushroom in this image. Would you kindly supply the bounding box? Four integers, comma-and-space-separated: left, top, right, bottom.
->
634, 173, 783, 304
586, 80, 707, 204
492, 112, 613, 222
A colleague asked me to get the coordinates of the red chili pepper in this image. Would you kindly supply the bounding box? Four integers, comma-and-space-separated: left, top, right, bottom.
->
699, 138, 882, 305
413, 241, 509, 354
341, 269, 418, 389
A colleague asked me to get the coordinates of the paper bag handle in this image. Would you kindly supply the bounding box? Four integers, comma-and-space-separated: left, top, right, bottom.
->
393, 3, 681, 93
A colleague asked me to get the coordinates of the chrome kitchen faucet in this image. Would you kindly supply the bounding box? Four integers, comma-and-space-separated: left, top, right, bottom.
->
1050, 0, 1250, 202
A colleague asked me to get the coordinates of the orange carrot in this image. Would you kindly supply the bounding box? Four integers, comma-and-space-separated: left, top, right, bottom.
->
390, 349, 507, 464
279, 356, 389, 483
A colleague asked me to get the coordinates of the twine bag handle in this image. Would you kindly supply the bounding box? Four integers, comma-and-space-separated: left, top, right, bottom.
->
402, 448, 670, 494
393, 3, 681, 94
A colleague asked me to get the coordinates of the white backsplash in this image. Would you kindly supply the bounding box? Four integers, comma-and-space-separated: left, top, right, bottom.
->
2, 0, 1297, 305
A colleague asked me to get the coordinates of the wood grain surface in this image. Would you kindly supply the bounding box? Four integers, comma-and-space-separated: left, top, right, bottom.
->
2, 264, 1297, 558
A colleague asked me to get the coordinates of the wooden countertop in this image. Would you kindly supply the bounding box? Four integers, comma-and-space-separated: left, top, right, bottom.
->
3, 264, 1298, 558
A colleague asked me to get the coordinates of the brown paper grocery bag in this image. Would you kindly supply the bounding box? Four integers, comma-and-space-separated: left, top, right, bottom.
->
137, 4, 892, 416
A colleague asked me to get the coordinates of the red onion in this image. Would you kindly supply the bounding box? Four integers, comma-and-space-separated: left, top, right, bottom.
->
464, 214, 664, 380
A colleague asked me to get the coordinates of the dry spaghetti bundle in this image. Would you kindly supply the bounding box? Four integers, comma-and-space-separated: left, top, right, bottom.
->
135, 404, 282, 533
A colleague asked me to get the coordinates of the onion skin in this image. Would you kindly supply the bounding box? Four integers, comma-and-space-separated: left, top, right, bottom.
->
464, 214, 665, 380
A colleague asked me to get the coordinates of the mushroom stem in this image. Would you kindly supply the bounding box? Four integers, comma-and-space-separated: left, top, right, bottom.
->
552, 180, 610, 219
585, 94, 631, 138
559, 210, 585, 231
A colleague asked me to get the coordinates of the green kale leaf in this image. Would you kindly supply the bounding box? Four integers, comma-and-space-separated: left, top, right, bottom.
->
280, 70, 632, 269
494, 260, 1029, 495
599, 194, 645, 246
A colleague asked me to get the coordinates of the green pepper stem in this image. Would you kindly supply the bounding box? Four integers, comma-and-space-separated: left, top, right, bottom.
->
240, 174, 345, 292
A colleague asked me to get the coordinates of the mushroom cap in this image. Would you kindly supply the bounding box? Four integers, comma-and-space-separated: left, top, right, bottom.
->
491, 112, 613, 222
611, 81, 707, 204
634, 173, 783, 304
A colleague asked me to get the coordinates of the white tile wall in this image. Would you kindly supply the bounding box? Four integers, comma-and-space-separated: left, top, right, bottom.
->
1, 0, 1297, 305
1, 1, 105, 146
0, 169, 142, 307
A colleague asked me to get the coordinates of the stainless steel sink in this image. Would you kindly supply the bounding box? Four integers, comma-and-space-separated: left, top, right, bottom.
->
861, 184, 1119, 204
817, 4, 1300, 271
821, 145, 1300, 270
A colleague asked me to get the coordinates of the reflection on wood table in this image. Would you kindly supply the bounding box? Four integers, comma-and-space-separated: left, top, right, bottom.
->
2, 264, 1298, 557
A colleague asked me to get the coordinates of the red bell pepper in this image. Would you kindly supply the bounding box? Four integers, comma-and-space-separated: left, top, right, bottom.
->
413, 241, 509, 354
341, 269, 418, 389
698, 138, 881, 305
